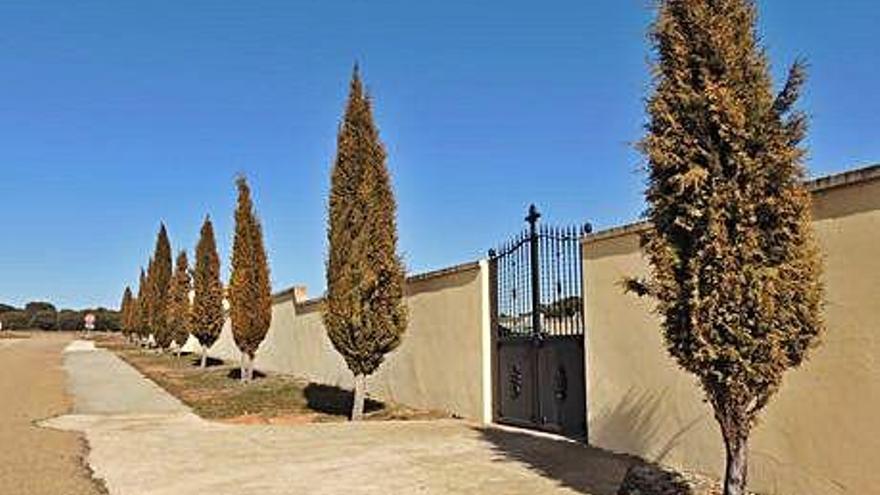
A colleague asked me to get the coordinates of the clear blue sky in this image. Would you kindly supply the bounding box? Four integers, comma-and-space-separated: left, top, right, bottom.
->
1, 1, 877, 309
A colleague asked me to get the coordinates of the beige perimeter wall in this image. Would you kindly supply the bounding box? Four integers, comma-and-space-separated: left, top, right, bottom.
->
208, 261, 492, 422
583, 166, 880, 495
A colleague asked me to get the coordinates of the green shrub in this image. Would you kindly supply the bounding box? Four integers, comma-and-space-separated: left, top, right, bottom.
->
0, 304, 18, 314
57, 310, 83, 331
29, 309, 58, 330
25, 301, 56, 315
1, 311, 30, 330
84, 308, 122, 332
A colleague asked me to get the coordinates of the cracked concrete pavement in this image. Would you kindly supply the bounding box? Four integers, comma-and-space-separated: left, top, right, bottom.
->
44, 340, 636, 495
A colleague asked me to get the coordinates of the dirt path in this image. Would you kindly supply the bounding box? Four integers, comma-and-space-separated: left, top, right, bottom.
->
0, 332, 106, 494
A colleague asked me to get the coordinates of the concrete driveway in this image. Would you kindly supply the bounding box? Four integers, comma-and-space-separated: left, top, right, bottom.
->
45, 341, 637, 495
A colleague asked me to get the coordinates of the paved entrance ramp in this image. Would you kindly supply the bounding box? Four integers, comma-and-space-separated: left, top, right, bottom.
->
45, 341, 636, 495
63, 340, 188, 415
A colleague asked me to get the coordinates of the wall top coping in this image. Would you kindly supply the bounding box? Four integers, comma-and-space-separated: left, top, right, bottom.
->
272, 286, 299, 303
271, 260, 481, 306
583, 163, 880, 245
807, 163, 879, 194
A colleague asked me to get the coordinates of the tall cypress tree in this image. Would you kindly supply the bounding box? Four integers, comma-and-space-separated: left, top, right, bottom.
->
166, 250, 192, 354
119, 286, 133, 335
629, 1, 823, 493
192, 215, 225, 367
324, 67, 408, 420
229, 176, 272, 382
127, 294, 139, 341
136, 265, 150, 341
149, 224, 174, 349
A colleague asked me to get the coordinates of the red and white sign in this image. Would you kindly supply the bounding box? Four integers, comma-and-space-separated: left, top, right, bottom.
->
84, 313, 96, 331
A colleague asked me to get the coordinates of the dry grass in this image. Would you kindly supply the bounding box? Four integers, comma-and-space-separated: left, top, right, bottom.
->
99, 336, 448, 423
0, 331, 32, 339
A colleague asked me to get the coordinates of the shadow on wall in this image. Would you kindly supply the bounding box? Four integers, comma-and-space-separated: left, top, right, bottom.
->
303, 383, 384, 417
475, 426, 642, 495
590, 387, 707, 467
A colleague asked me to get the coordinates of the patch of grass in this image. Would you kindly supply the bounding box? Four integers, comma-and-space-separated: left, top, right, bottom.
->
101, 336, 448, 423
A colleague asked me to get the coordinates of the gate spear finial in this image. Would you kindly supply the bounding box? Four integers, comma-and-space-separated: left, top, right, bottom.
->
525, 204, 541, 226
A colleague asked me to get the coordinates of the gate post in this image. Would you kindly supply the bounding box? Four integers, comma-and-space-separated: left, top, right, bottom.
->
525, 204, 542, 424
485, 251, 500, 424
526, 204, 542, 338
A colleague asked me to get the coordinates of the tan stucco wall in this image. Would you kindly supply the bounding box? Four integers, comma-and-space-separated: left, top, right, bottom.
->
209, 262, 491, 421
583, 168, 880, 495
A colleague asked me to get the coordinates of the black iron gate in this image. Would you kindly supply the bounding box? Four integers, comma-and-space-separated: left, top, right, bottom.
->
489, 205, 591, 439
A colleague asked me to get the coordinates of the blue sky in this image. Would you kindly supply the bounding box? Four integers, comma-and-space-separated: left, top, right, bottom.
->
1, 1, 878, 309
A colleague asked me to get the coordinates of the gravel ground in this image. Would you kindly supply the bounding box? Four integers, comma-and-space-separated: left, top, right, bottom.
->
0, 332, 106, 495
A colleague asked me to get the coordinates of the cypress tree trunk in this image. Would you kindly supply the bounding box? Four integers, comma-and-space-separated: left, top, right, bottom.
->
352, 374, 366, 421
200, 347, 207, 368
240, 353, 249, 383
723, 426, 749, 495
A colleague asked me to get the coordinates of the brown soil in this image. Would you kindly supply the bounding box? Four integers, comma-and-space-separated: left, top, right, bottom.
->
0, 332, 107, 494
0, 330, 31, 339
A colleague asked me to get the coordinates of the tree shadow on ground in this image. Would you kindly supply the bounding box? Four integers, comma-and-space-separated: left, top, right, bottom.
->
475, 426, 645, 495
226, 368, 268, 380
189, 356, 225, 368
303, 383, 384, 418
478, 388, 710, 495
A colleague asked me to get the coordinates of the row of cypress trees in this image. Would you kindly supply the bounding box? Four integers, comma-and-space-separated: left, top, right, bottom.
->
119, 66, 407, 415
120, 176, 272, 381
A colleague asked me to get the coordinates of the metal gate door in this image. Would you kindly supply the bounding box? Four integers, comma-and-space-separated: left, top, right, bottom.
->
489, 205, 591, 439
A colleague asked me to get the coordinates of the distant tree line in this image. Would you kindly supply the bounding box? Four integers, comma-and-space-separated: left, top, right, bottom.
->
0, 302, 120, 331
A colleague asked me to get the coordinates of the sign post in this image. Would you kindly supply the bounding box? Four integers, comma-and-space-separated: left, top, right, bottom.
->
84, 313, 96, 338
